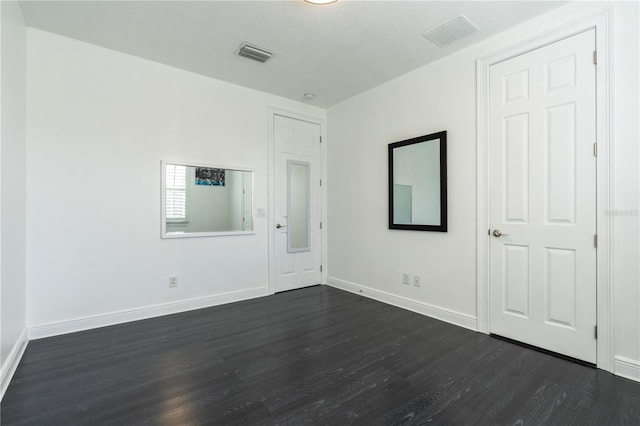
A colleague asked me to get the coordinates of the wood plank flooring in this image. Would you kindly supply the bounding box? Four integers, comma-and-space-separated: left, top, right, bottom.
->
2, 285, 639, 425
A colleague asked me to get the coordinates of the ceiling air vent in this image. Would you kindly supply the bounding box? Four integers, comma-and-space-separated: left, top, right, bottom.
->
237, 42, 272, 63
422, 14, 479, 48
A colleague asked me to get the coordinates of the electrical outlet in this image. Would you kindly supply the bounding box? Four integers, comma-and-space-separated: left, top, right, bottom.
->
403, 273, 410, 285
169, 276, 178, 288
413, 275, 421, 287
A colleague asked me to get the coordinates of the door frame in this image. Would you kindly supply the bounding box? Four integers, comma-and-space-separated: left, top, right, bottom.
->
267, 107, 328, 295
476, 11, 613, 371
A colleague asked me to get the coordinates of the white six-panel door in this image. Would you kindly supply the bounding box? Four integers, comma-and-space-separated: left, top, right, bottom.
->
488, 29, 597, 363
273, 115, 322, 292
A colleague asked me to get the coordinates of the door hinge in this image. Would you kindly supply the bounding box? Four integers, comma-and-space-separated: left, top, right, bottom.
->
320, 178, 322, 186
320, 222, 323, 230
320, 136, 322, 143
593, 51, 597, 65
594, 234, 597, 248
593, 143, 597, 157
320, 265, 323, 272
595, 325, 598, 339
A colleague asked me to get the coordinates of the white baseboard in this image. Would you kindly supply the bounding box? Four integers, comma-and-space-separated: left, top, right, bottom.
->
28, 287, 270, 340
1, 328, 28, 401
614, 356, 640, 382
327, 277, 477, 331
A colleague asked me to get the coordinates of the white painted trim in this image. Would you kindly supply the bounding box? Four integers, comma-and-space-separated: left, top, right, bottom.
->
476, 55, 490, 335
327, 277, 477, 331
267, 107, 328, 295
1, 328, 28, 401
614, 356, 640, 382
594, 9, 615, 376
476, 9, 613, 371
28, 287, 268, 340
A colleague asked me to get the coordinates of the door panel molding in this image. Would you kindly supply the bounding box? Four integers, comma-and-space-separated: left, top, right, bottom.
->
268, 107, 327, 294
476, 11, 612, 371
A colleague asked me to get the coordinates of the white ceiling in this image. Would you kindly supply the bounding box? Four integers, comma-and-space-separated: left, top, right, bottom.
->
19, 0, 567, 108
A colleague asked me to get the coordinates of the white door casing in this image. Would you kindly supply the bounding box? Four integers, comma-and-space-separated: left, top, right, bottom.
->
487, 29, 597, 363
272, 114, 323, 292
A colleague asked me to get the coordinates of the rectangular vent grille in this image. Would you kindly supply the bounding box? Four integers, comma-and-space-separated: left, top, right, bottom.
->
237, 42, 272, 63
423, 14, 479, 48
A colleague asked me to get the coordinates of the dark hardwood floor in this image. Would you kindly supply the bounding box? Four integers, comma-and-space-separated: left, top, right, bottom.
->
2, 285, 639, 425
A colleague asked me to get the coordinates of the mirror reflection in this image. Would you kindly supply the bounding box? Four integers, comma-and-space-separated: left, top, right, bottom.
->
388, 131, 447, 232
287, 160, 310, 252
162, 162, 254, 237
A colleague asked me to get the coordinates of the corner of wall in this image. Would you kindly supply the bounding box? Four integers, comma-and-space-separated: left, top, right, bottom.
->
0, 328, 28, 400
0, 0, 28, 398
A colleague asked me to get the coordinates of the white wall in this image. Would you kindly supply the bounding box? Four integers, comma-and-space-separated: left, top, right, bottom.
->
611, 1, 640, 373
0, 0, 27, 395
327, 1, 639, 376
26, 28, 324, 335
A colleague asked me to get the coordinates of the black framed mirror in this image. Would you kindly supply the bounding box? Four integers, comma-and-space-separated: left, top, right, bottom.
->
388, 131, 447, 232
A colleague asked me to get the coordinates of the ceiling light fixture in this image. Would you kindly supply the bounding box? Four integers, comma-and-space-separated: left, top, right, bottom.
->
304, 0, 337, 4
303, 92, 316, 101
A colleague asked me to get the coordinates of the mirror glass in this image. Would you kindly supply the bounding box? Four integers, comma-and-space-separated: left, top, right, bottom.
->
162, 162, 254, 238
287, 160, 310, 252
388, 131, 447, 232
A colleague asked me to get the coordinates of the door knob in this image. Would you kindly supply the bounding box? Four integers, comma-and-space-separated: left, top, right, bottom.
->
492, 229, 509, 237
276, 223, 287, 229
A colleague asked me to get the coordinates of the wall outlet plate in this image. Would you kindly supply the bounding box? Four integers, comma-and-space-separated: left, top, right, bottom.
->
169, 276, 178, 288
413, 276, 421, 287
403, 273, 410, 285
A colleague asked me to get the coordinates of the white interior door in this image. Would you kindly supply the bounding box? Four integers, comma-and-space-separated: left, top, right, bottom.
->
273, 115, 322, 292
488, 29, 597, 363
